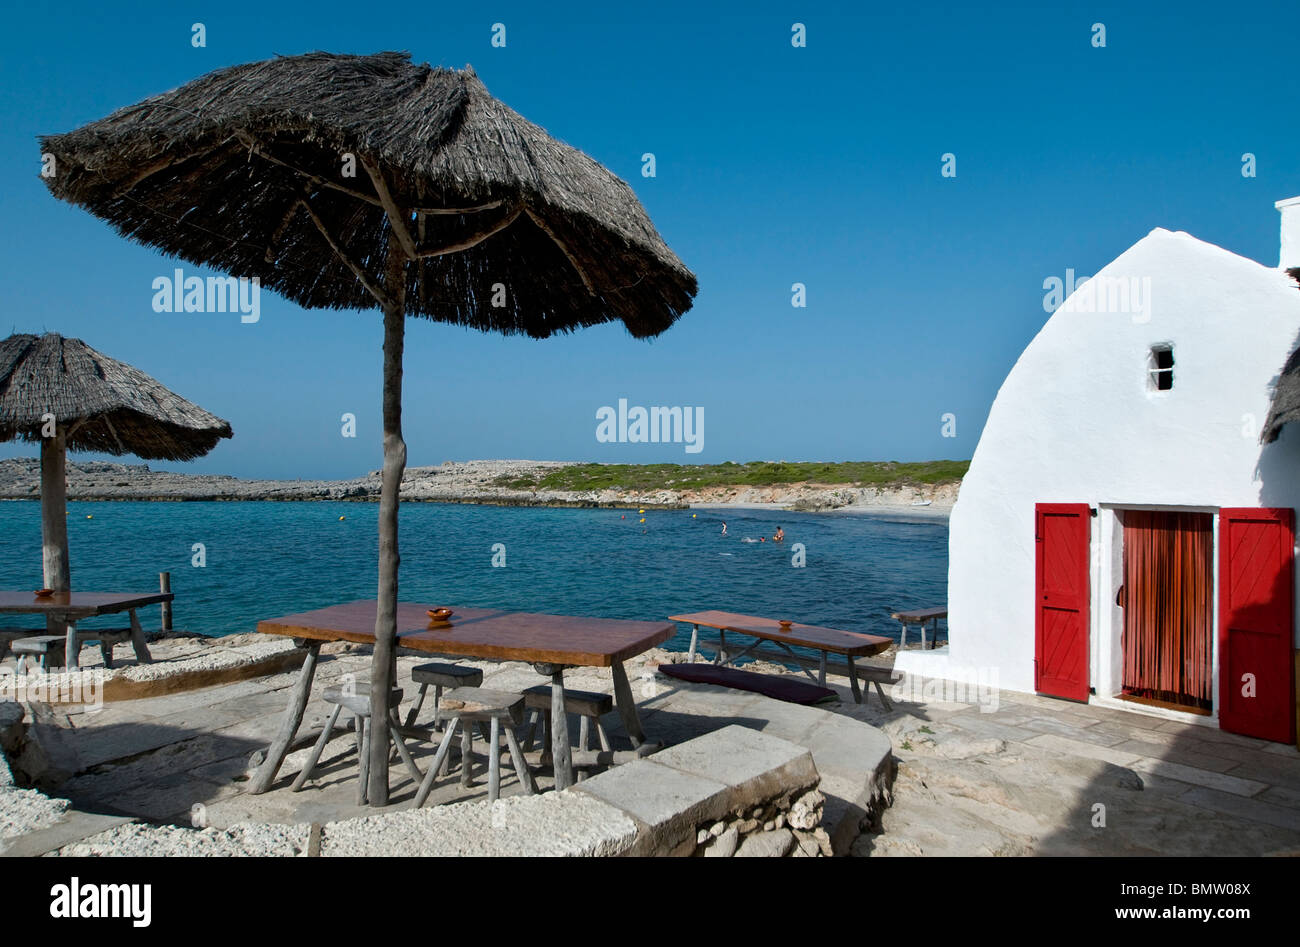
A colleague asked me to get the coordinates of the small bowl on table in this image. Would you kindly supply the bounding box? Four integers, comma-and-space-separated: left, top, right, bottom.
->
426, 607, 455, 627
34, 588, 54, 598
777, 619, 794, 632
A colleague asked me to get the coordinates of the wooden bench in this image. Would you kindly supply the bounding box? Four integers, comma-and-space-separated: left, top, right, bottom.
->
687, 631, 901, 710
414, 687, 535, 805
521, 685, 614, 778
8, 628, 135, 672
890, 607, 947, 649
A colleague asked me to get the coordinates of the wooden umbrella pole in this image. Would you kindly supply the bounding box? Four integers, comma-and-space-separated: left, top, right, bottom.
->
368, 245, 408, 806
40, 428, 70, 635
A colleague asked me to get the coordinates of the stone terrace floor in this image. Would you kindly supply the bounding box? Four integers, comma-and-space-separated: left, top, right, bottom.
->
836, 674, 1300, 856
9, 638, 1300, 857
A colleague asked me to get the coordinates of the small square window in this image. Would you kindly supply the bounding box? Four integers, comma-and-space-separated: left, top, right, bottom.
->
1147, 344, 1174, 391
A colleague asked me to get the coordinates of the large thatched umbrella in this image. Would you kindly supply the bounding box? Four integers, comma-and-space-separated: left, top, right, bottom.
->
0, 332, 233, 609
39, 51, 696, 803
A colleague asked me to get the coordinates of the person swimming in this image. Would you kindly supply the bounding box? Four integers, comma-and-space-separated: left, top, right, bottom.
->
774, 526, 784, 543
721, 521, 727, 536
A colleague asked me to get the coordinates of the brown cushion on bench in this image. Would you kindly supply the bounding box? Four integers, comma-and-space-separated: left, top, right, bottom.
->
657, 663, 838, 705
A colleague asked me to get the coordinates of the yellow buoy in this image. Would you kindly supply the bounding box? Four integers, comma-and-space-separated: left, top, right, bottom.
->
692, 514, 697, 518
86, 515, 93, 519
639, 517, 646, 523
638, 509, 645, 514
339, 516, 346, 521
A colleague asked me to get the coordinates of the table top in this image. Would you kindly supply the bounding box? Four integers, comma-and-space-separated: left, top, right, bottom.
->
0, 590, 173, 618
890, 607, 948, 622
668, 609, 892, 657
258, 600, 675, 667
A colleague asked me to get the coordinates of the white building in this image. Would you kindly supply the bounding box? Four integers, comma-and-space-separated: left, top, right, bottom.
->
900, 197, 1300, 744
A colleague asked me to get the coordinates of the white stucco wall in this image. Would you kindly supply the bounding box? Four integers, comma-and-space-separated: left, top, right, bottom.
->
945, 228, 1300, 696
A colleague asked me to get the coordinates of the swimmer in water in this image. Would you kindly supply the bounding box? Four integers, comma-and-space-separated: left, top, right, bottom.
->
721, 522, 727, 536
774, 526, 784, 543
759, 536, 766, 543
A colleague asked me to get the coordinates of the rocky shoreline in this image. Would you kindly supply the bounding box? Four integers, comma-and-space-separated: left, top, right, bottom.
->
0, 458, 957, 513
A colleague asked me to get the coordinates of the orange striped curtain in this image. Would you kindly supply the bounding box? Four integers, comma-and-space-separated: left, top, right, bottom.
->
1121, 511, 1213, 708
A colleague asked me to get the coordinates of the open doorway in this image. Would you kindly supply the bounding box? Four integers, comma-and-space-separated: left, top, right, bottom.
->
1117, 510, 1214, 714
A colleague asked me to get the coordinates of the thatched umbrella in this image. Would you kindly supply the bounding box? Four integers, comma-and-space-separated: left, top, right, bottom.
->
1261, 268, 1300, 443
0, 332, 233, 608
39, 51, 697, 803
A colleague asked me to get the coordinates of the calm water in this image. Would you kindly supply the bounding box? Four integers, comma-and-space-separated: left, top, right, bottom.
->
0, 501, 947, 648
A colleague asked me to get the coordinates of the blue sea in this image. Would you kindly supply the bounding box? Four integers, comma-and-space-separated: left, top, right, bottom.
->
0, 501, 947, 648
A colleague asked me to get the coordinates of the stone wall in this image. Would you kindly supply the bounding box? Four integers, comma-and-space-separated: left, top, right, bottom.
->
694, 787, 830, 857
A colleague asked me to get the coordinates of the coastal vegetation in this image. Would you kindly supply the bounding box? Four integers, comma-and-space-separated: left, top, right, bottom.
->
493, 460, 970, 492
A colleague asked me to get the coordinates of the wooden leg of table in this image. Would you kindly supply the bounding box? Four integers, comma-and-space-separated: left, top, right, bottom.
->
550, 670, 573, 791
717, 630, 727, 665
818, 651, 828, 687
846, 655, 863, 704
610, 661, 646, 749
128, 608, 153, 663
688, 624, 699, 662
248, 640, 322, 794
899, 622, 907, 649
595, 719, 613, 752
64, 620, 79, 669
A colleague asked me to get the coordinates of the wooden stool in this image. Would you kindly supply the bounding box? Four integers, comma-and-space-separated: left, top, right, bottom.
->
404, 662, 484, 727
522, 685, 613, 778
293, 685, 423, 805
413, 687, 534, 807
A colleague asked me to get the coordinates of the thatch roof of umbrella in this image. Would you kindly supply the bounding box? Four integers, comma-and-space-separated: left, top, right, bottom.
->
0, 332, 233, 459
39, 50, 697, 338
38, 50, 695, 805
1260, 268, 1300, 444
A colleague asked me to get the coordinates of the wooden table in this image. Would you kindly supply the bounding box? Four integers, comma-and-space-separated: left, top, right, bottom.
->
0, 590, 167, 668
251, 600, 674, 798
668, 610, 894, 705
890, 607, 947, 649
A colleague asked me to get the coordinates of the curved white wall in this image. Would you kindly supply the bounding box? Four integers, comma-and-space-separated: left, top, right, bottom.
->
948, 229, 1300, 694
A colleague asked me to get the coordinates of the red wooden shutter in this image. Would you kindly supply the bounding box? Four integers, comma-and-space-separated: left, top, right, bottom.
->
1219, 508, 1295, 743
1035, 503, 1091, 701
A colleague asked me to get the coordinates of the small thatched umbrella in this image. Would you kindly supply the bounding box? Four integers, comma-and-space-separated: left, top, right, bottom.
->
1261, 268, 1300, 443
0, 332, 233, 610
39, 51, 696, 802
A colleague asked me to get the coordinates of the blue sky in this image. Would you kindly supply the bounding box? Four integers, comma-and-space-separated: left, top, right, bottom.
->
1, 1, 1297, 478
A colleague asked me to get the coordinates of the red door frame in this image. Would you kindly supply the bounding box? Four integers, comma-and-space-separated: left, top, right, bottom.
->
1034, 503, 1091, 701
1218, 508, 1296, 744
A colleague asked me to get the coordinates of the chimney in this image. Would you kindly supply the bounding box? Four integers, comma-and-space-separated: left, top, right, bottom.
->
1278, 196, 1300, 270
